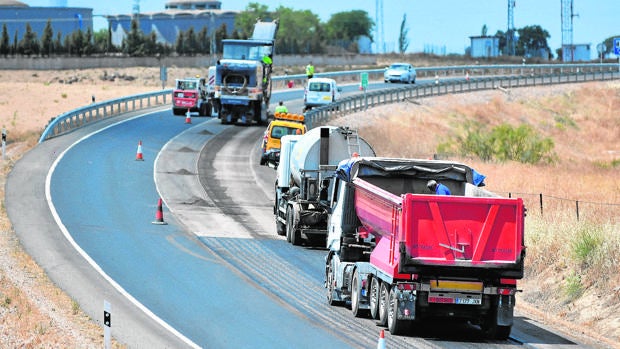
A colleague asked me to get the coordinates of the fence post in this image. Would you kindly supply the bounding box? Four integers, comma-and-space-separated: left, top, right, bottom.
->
539, 193, 544, 217
576, 200, 580, 221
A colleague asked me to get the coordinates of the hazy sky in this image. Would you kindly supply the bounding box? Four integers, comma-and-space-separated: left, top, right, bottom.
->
24, 1, 619, 58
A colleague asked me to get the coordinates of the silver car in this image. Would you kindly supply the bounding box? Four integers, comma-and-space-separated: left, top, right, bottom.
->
384, 63, 416, 84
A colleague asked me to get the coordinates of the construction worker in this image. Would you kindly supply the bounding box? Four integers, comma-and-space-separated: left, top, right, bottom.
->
262, 54, 273, 88
305, 62, 315, 79
275, 101, 288, 114
427, 180, 451, 195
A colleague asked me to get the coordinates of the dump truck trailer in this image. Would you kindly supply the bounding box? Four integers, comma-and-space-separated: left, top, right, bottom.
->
325, 157, 525, 339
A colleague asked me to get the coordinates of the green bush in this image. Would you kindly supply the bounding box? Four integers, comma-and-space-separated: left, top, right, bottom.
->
438, 121, 556, 164
564, 271, 583, 301
571, 226, 603, 267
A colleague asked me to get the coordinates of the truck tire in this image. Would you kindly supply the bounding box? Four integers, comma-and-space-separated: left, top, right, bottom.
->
286, 206, 301, 245
326, 257, 342, 306
378, 282, 389, 326
351, 269, 368, 318
369, 277, 380, 320
387, 286, 409, 335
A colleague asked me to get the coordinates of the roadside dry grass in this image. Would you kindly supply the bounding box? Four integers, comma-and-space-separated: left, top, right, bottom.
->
331, 82, 620, 347
0, 64, 619, 347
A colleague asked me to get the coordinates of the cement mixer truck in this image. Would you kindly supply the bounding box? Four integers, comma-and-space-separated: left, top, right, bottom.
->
324, 157, 525, 339
273, 126, 375, 246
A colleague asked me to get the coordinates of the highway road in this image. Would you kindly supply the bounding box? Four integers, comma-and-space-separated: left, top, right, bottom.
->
6, 84, 599, 348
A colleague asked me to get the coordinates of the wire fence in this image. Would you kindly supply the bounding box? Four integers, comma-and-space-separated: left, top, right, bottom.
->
501, 191, 620, 225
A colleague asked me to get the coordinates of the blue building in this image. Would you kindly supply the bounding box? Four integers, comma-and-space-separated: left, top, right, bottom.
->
469, 36, 500, 58
105, 0, 238, 47
0, 0, 92, 42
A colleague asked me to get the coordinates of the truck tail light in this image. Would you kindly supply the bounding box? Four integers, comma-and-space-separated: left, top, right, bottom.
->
397, 283, 415, 291
497, 288, 516, 296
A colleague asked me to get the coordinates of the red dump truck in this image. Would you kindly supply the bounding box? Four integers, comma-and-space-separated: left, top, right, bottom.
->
325, 157, 525, 339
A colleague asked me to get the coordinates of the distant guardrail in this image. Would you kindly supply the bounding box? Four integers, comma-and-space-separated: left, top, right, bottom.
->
271, 62, 620, 89
39, 90, 172, 143
38, 63, 620, 142
303, 69, 619, 129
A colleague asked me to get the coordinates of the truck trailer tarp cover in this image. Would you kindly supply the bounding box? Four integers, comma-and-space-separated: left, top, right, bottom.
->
336, 157, 486, 186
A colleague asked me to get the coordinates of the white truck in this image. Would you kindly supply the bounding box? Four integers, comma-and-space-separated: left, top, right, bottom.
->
273, 126, 374, 246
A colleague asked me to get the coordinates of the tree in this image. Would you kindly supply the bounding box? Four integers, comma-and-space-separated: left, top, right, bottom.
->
18, 23, 39, 56
185, 27, 198, 56
41, 19, 54, 56
54, 31, 64, 55
214, 23, 227, 54
12, 29, 18, 56
70, 30, 84, 56
0, 24, 9, 57
398, 14, 409, 54
123, 18, 145, 56
602, 35, 620, 58
175, 31, 185, 55
83, 28, 94, 56
93, 28, 110, 53
325, 10, 374, 52
235, 3, 271, 39
275, 6, 321, 54
516, 25, 550, 57
197, 26, 209, 54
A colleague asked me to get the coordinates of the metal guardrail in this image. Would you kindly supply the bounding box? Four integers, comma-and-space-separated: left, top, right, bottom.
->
271, 62, 620, 88
38, 90, 172, 143
38, 63, 620, 142
303, 69, 619, 130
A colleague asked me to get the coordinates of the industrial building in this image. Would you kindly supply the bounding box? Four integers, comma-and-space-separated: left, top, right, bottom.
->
469, 36, 500, 58
105, 0, 238, 47
0, 0, 92, 42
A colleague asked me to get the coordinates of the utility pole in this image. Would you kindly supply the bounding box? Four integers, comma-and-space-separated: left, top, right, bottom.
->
506, 0, 516, 56
561, 0, 578, 62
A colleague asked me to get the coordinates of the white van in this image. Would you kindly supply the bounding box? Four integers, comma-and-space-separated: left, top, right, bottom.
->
303, 78, 342, 111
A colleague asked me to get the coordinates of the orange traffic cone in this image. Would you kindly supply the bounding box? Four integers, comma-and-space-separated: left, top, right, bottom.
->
135, 140, 144, 161
152, 198, 167, 225
376, 329, 385, 349
185, 109, 192, 124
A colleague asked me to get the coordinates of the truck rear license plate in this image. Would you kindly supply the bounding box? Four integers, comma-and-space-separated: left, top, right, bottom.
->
429, 293, 482, 305
455, 297, 482, 305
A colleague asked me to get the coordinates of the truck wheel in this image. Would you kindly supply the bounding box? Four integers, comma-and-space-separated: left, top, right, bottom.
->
378, 282, 389, 326
387, 286, 409, 335
369, 277, 380, 320
285, 207, 292, 242
351, 269, 368, 318
286, 206, 301, 245
326, 257, 341, 306
286, 206, 302, 246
